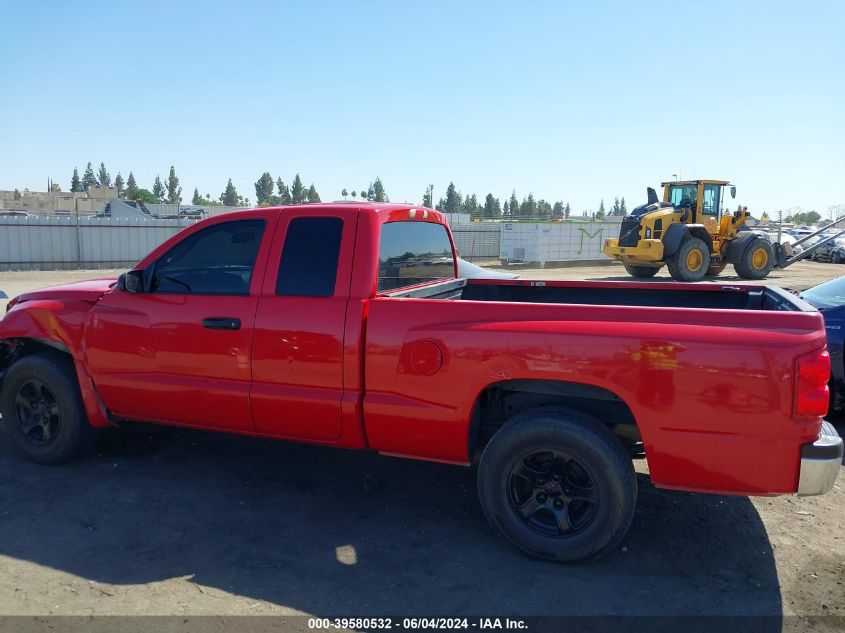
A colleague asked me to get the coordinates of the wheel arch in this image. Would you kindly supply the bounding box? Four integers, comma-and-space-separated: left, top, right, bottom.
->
662, 223, 713, 257
468, 378, 643, 460
724, 232, 758, 263
0, 336, 112, 429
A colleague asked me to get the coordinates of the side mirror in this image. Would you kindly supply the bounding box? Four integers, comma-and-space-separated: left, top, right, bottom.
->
730, 186, 736, 199
119, 270, 145, 293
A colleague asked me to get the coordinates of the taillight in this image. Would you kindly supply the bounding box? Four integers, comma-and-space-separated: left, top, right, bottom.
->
795, 349, 830, 418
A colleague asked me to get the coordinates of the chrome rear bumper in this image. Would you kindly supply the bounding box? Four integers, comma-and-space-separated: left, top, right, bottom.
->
797, 421, 843, 496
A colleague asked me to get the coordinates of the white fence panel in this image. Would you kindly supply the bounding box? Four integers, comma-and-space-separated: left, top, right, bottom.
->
499, 222, 617, 264
450, 223, 501, 259
0, 216, 196, 271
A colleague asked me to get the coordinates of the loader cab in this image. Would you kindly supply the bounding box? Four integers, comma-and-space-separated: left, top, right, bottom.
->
662, 179, 731, 235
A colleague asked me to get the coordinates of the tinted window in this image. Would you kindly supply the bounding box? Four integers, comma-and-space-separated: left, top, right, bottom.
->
378, 221, 454, 291
153, 219, 265, 295
277, 217, 343, 297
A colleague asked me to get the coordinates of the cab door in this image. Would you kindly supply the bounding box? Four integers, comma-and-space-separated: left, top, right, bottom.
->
249, 211, 357, 441
701, 183, 722, 238
84, 216, 274, 431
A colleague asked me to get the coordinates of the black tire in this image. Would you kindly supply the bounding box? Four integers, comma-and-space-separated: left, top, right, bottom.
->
623, 264, 660, 278
833, 251, 842, 264
477, 408, 636, 562
0, 353, 93, 464
706, 260, 727, 276
665, 236, 711, 282
734, 237, 775, 280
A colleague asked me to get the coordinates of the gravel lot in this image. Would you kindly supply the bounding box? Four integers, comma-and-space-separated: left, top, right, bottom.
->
0, 262, 842, 621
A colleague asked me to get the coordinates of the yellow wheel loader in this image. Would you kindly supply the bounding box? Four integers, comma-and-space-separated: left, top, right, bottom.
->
603, 180, 775, 281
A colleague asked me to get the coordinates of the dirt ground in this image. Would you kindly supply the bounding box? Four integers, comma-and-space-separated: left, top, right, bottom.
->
0, 262, 843, 622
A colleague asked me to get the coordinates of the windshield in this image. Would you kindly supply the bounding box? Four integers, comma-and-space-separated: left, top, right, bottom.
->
801, 275, 845, 309
668, 184, 697, 207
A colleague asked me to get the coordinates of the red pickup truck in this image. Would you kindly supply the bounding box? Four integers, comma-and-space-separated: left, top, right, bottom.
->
1, 203, 841, 561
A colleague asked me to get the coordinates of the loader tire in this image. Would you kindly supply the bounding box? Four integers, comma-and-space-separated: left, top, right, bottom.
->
666, 236, 710, 282
735, 238, 775, 280
623, 264, 660, 278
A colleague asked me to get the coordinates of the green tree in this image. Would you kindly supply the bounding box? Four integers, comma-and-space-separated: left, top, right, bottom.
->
597, 199, 606, 219
114, 172, 125, 196
483, 193, 496, 219
370, 177, 387, 202
359, 190, 366, 199
166, 166, 182, 204
341, 188, 348, 199
82, 162, 97, 190
192, 188, 203, 204
437, 182, 462, 214
291, 174, 306, 204
70, 168, 82, 192
125, 172, 138, 199
620, 197, 627, 215
552, 201, 564, 218
351, 190, 357, 199
254, 172, 275, 204
276, 178, 292, 205
422, 185, 433, 208
153, 175, 165, 202
13, 188, 21, 200
98, 162, 111, 187
503, 200, 510, 217
220, 179, 239, 206
564, 202, 571, 218
509, 191, 519, 219
130, 188, 159, 204
537, 199, 552, 217
463, 193, 481, 219
306, 184, 320, 203
520, 193, 537, 218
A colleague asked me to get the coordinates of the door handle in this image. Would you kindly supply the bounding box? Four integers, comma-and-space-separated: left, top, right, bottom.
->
202, 317, 241, 330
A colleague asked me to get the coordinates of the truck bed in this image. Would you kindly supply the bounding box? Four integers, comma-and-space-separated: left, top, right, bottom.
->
367, 276, 826, 495
385, 277, 813, 312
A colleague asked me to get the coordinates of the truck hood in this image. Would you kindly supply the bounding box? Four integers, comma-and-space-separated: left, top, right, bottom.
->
13, 277, 117, 306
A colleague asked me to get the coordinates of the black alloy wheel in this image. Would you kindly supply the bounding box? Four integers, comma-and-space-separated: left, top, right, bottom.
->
507, 449, 598, 537
14, 379, 62, 446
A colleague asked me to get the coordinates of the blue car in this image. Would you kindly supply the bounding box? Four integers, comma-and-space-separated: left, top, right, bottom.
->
800, 276, 845, 410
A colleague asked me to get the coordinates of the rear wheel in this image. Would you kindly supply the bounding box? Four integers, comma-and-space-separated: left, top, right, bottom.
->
833, 251, 842, 264
477, 408, 636, 562
735, 238, 775, 279
666, 236, 711, 282
623, 264, 660, 278
0, 353, 93, 464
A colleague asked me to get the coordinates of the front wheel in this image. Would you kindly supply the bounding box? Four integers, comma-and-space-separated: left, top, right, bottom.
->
623, 264, 660, 278
735, 238, 775, 279
477, 408, 636, 562
833, 251, 842, 264
0, 353, 93, 464
666, 236, 711, 282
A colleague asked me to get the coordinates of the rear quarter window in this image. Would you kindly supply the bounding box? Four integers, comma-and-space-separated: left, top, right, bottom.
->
378, 221, 455, 291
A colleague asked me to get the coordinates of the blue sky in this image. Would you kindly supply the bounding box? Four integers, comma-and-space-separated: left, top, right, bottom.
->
2, 0, 843, 215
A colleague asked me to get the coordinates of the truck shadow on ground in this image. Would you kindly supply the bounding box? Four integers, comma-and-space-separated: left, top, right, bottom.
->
0, 426, 785, 617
